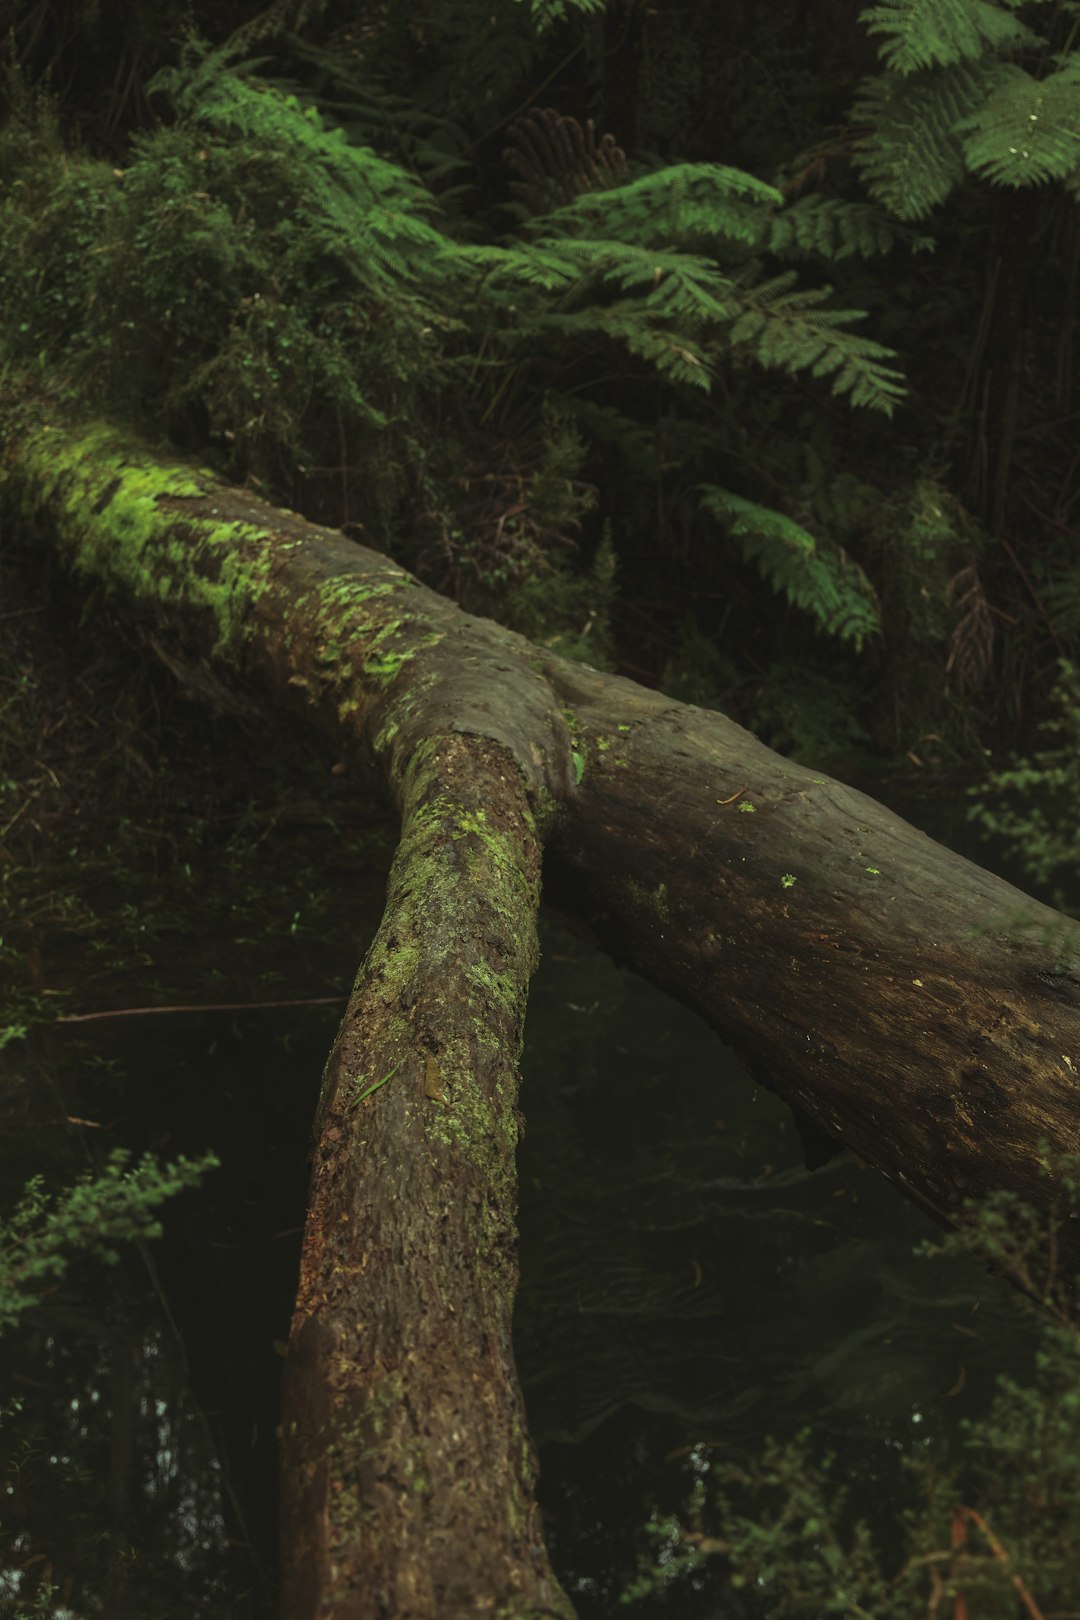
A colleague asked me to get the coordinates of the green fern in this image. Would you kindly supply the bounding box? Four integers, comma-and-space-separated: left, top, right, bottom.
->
851, 64, 992, 217
1, 1150, 218, 1335
853, 2, 1080, 213
266, 34, 471, 188
467, 174, 905, 407
764, 194, 935, 259
528, 0, 608, 32
531, 306, 714, 388
465, 237, 734, 317
956, 57, 1080, 185
535, 162, 782, 246
698, 486, 882, 649
542, 238, 736, 316
149, 52, 452, 290
860, 0, 1043, 75
724, 273, 907, 413
461, 237, 729, 386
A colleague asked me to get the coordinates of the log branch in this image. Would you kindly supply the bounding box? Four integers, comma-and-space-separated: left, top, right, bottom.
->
6, 407, 1080, 1616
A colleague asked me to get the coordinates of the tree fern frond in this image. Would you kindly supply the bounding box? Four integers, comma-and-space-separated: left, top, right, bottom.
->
851, 63, 993, 216
619, 324, 712, 388
956, 58, 1080, 185
529, 0, 608, 33
724, 276, 907, 414
149, 55, 452, 289
699, 486, 882, 649
271, 36, 472, 185
533, 162, 781, 247
860, 0, 1043, 74
765, 194, 935, 259
456, 243, 581, 291
531, 308, 714, 387
534, 237, 736, 318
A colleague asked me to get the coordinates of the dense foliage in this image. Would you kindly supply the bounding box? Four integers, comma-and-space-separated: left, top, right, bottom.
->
0, 1149, 218, 1335
619, 1157, 1080, 1617
3, 0, 1077, 766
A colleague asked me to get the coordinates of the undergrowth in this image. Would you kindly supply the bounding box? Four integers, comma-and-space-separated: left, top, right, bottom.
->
621, 1154, 1080, 1618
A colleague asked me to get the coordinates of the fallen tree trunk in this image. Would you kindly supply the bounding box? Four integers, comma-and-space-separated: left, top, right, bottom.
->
6, 407, 1080, 1617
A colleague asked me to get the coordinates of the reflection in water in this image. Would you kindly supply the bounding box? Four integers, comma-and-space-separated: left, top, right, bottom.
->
515, 920, 1033, 1617
1, 1005, 335, 1619
2, 1316, 242, 1617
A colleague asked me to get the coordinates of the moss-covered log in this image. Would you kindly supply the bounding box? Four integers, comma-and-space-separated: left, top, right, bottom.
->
281, 731, 567, 1618
6, 408, 1080, 1617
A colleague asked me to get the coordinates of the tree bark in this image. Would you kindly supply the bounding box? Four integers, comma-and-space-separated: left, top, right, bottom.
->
5, 405, 1080, 1617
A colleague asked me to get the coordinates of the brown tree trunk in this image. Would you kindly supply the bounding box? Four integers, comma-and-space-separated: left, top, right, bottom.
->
5, 406, 1080, 1617
280, 731, 571, 1619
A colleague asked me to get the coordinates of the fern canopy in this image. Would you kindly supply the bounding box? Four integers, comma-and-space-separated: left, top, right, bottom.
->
957, 58, 1080, 185
149, 57, 452, 289
764, 195, 935, 259
527, 0, 607, 32
853, 1, 1080, 212
699, 486, 882, 650
725, 275, 907, 414
851, 65, 991, 218
536, 162, 782, 246
860, 0, 1043, 74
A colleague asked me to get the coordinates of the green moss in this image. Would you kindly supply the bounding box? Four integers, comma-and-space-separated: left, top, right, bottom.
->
625, 877, 671, 921
467, 960, 518, 1021
17, 425, 277, 655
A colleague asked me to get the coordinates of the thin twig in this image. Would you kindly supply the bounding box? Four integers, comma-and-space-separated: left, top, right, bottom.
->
56, 995, 346, 1024
954, 1505, 1046, 1620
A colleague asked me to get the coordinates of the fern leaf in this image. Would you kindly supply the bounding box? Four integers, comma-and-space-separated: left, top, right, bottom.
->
699, 486, 881, 649
532, 309, 714, 388
456, 243, 580, 291
535, 237, 736, 318
530, 0, 607, 32
851, 63, 992, 216
956, 58, 1080, 185
724, 275, 907, 414
765, 194, 935, 259
860, 0, 1043, 74
535, 162, 781, 246
150, 56, 453, 291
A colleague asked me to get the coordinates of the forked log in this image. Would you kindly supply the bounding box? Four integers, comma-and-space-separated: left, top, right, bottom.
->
5, 406, 1080, 1617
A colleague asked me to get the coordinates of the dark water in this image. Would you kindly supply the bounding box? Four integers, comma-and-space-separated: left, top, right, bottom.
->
516, 919, 1033, 1617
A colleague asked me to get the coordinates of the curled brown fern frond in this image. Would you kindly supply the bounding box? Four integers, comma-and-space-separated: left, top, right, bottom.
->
504, 107, 627, 215
946, 563, 995, 698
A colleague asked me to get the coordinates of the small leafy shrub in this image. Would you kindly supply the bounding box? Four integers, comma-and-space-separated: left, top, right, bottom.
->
0, 1148, 218, 1335
622, 1154, 1080, 1617
969, 659, 1080, 892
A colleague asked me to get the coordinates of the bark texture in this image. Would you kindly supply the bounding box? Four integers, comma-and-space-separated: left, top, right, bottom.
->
281, 733, 570, 1619
5, 405, 1080, 1617
538, 659, 1080, 1246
